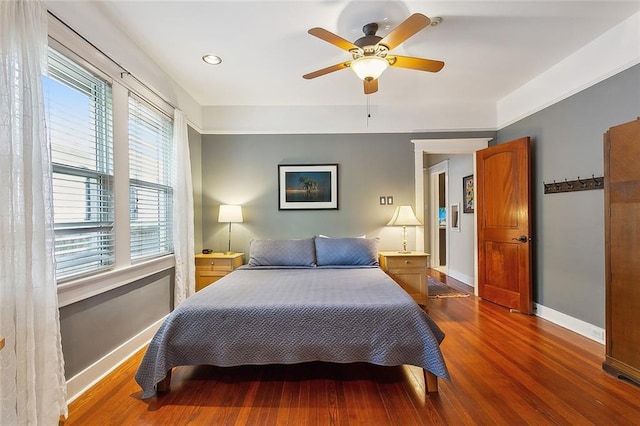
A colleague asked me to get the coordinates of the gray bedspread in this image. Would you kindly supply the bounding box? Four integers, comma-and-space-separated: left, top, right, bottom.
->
135, 267, 449, 398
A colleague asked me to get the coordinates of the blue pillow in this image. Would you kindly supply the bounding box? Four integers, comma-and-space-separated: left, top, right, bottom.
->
248, 238, 316, 267
314, 237, 379, 266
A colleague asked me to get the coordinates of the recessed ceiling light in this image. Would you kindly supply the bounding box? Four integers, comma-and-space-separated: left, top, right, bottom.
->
202, 55, 222, 65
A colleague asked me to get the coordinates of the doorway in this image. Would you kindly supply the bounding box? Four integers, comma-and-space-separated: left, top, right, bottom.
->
411, 138, 492, 294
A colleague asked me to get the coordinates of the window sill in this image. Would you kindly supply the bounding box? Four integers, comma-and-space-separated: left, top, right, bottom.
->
57, 255, 175, 307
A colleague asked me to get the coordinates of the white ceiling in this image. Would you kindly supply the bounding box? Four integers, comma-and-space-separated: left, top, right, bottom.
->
47, 1, 640, 132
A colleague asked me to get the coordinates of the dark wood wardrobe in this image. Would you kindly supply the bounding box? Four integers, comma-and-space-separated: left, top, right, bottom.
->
603, 117, 640, 385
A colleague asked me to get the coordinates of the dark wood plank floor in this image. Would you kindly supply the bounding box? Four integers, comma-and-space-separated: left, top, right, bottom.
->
61, 271, 640, 425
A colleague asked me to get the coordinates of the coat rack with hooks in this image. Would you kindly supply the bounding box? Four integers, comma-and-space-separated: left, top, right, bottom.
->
543, 175, 604, 194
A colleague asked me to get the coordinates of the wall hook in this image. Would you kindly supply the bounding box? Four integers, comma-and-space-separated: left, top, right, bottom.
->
592, 174, 602, 187
565, 178, 574, 189
577, 176, 587, 188
553, 180, 561, 190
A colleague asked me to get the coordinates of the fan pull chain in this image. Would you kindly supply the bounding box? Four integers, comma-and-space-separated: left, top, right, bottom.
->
366, 94, 371, 127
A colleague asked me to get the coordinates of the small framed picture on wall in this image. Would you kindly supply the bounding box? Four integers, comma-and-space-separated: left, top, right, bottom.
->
463, 174, 474, 213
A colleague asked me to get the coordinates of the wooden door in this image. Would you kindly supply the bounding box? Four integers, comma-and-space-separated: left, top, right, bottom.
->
476, 137, 533, 314
603, 118, 640, 383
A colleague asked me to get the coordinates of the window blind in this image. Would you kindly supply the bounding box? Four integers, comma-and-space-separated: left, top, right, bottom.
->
128, 95, 174, 261
44, 47, 115, 281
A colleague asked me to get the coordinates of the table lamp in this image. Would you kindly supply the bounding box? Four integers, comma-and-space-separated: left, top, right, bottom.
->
218, 205, 243, 254
386, 205, 422, 253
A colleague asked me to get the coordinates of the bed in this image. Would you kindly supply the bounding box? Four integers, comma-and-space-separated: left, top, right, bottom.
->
135, 237, 449, 398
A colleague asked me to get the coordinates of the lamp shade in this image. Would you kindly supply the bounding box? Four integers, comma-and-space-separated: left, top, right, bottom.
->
218, 205, 243, 223
387, 205, 422, 226
350, 56, 389, 81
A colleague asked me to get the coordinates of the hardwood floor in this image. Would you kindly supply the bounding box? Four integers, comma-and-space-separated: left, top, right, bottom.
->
61, 273, 640, 425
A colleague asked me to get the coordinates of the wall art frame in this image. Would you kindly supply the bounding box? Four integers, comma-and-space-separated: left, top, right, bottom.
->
278, 164, 339, 210
463, 174, 474, 213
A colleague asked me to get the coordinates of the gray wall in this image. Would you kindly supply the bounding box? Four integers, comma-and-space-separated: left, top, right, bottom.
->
60, 270, 173, 378
200, 133, 418, 254
198, 132, 494, 256
496, 63, 640, 327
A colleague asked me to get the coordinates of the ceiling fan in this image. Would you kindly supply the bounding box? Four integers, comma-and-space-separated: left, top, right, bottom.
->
303, 13, 445, 94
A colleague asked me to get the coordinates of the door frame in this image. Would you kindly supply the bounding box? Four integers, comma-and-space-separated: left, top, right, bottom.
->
412, 138, 492, 295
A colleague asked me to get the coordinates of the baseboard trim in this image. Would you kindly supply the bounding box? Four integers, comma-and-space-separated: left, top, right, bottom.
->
534, 303, 605, 344
65, 315, 166, 404
446, 269, 473, 287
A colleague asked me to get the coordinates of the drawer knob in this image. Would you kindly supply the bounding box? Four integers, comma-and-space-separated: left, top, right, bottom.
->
405, 260, 410, 264
210, 262, 215, 266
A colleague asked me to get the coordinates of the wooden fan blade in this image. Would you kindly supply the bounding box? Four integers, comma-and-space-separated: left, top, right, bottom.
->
308, 27, 359, 52
364, 79, 378, 94
379, 13, 431, 50
303, 62, 350, 79
389, 55, 445, 72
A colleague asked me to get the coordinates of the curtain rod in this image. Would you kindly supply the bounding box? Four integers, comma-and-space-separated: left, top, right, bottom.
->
47, 10, 179, 112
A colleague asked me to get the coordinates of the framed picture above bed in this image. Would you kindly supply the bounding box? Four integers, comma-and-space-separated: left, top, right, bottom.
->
278, 164, 338, 210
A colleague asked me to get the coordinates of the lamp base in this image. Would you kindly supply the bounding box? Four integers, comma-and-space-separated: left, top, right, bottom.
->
224, 251, 236, 255
397, 250, 412, 254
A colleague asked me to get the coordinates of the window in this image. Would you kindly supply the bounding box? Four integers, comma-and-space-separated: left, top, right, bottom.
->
128, 96, 174, 261
43, 48, 115, 281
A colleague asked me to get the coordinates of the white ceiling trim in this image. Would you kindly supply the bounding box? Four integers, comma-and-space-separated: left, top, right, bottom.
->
411, 138, 492, 154
497, 11, 640, 130
200, 102, 497, 134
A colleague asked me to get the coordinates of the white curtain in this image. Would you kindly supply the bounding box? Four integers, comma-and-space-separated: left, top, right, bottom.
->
0, 1, 68, 424
172, 109, 196, 306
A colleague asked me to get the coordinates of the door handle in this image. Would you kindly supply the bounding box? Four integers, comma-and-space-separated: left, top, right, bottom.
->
512, 235, 530, 243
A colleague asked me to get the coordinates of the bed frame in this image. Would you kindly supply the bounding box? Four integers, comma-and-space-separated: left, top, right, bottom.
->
136, 255, 449, 398
155, 367, 439, 395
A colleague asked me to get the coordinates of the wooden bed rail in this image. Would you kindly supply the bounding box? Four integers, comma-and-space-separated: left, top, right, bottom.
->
155, 367, 439, 396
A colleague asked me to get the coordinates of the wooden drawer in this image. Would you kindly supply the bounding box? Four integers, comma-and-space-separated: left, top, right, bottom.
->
385, 256, 428, 269
195, 256, 236, 271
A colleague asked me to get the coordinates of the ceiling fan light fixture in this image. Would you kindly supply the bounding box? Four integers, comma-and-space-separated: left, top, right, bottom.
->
350, 56, 388, 81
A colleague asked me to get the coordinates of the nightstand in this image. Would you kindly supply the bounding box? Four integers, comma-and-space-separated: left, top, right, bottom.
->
195, 252, 244, 291
379, 251, 430, 306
